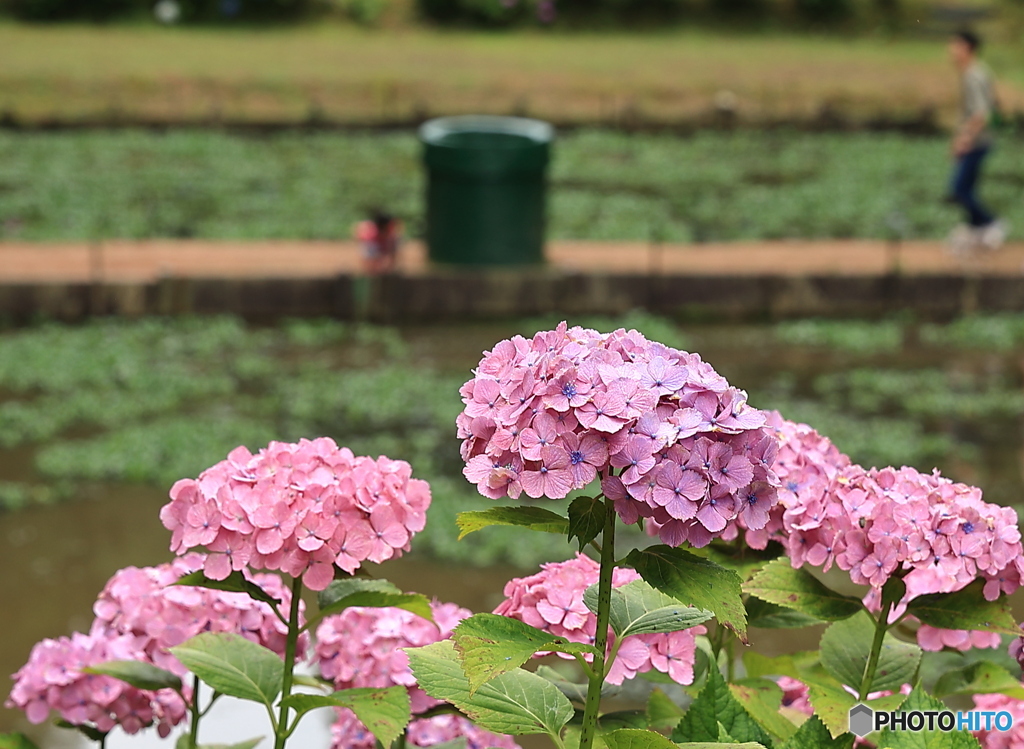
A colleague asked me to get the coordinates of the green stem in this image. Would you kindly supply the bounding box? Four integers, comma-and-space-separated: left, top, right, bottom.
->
190, 675, 202, 749
858, 598, 895, 701
577, 498, 616, 749
274, 575, 304, 749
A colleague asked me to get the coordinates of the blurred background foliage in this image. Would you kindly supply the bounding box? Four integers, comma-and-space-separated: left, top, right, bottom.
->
2, 129, 1022, 242
0, 0, 1007, 29
3, 312, 1024, 568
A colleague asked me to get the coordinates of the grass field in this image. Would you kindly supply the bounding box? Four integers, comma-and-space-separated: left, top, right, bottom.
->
1, 128, 1021, 242
1, 23, 1023, 125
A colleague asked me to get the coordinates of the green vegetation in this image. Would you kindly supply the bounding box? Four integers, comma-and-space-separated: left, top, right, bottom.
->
2, 129, 1022, 242
2, 312, 1024, 565
2, 24, 1021, 126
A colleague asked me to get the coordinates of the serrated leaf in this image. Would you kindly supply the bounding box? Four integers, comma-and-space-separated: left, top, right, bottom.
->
819, 611, 921, 694
535, 665, 621, 704
281, 686, 410, 747
174, 570, 280, 608
778, 715, 852, 749
452, 613, 598, 692
728, 679, 797, 741
169, 632, 283, 708
584, 580, 713, 639
601, 729, 676, 749
84, 660, 183, 692
745, 597, 823, 629
933, 660, 1024, 700
0, 733, 42, 749
907, 580, 1022, 637
568, 496, 605, 552
316, 578, 434, 624
672, 667, 773, 746
804, 677, 904, 739
743, 559, 863, 622
406, 641, 574, 737
646, 688, 685, 730
623, 546, 747, 642
456, 506, 569, 540
879, 686, 983, 749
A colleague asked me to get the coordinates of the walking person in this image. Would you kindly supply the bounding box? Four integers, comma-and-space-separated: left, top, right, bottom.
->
947, 29, 1007, 256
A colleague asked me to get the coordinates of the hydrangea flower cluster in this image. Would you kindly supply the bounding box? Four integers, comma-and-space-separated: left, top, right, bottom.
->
330, 709, 521, 749
974, 692, 1024, 749
315, 600, 472, 713
494, 554, 706, 685
916, 624, 1000, 652
91, 552, 306, 675
6, 632, 187, 737
317, 600, 520, 749
728, 412, 851, 550
160, 439, 431, 590
779, 462, 1024, 600
458, 323, 779, 547
760, 414, 1023, 650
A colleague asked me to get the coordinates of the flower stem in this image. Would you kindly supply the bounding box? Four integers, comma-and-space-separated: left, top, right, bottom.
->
858, 598, 895, 701
190, 675, 202, 749
577, 498, 616, 749
274, 575, 304, 749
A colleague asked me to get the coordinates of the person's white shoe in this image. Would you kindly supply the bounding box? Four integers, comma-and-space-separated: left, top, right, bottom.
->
948, 224, 979, 257
980, 220, 1008, 252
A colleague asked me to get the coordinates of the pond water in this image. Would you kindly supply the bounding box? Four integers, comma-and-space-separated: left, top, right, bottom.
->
4, 316, 1024, 745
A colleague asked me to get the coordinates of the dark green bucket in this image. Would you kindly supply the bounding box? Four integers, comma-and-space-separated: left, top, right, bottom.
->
420, 115, 553, 266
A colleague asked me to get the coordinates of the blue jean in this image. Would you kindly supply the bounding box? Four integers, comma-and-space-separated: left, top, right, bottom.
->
950, 146, 996, 227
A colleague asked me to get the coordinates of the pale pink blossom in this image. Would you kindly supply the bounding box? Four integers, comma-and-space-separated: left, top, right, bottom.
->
160, 439, 430, 590
494, 554, 706, 686
6, 632, 187, 738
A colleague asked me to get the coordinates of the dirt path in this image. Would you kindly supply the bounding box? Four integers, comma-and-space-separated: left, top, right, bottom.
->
1, 239, 1022, 284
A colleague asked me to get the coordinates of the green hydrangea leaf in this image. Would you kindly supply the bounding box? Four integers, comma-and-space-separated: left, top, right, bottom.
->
169, 632, 283, 709
907, 581, 1022, 637
456, 507, 569, 540
623, 546, 747, 642
743, 558, 863, 622
452, 613, 598, 693
406, 641, 574, 737
819, 611, 921, 694
281, 686, 410, 747
672, 667, 773, 746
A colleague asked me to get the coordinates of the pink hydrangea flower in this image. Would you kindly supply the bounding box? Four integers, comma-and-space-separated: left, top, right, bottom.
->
493, 554, 706, 685
160, 439, 431, 590
916, 624, 1000, 652
6, 632, 187, 738
761, 414, 1024, 646
457, 324, 779, 547
973, 692, 1024, 749
315, 600, 472, 714
90, 553, 307, 676
330, 708, 520, 749
777, 677, 812, 715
